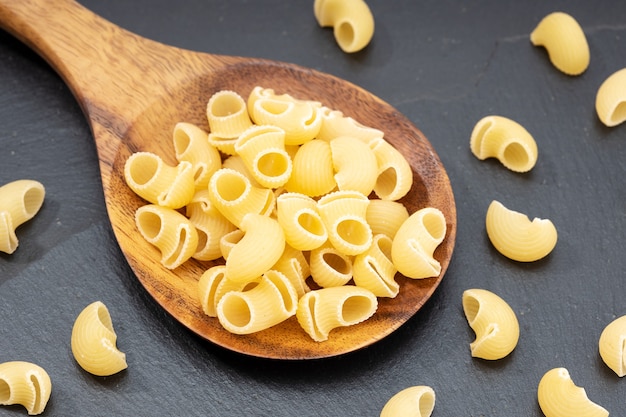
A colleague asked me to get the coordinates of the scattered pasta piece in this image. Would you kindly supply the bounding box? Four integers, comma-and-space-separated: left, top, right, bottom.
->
537, 367, 608, 417
598, 315, 626, 377
391, 207, 446, 279
470, 115, 538, 173
485, 200, 557, 262
71, 301, 128, 377
530, 12, 589, 76
462, 288, 519, 360
0, 179, 45, 254
380, 385, 435, 417
595, 68, 626, 127
313, 0, 374, 53
0, 361, 51, 415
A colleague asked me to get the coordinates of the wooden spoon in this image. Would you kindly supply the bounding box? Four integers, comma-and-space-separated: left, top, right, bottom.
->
0, 0, 456, 359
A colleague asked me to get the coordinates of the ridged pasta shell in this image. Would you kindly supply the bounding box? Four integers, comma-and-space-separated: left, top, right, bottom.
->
276, 192, 328, 251
530, 12, 589, 76
313, 0, 374, 53
271, 245, 311, 298
462, 289, 519, 360
198, 265, 261, 317
595, 68, 626, 127
206, 90, 253, 137
0, 179, 45, 254
0, 211, 16, 254
235, 125, 292, 188
173, 122, 221, 190
365, 199, 409, 239
330, 136, 378, 195
598, 315, 626, 377
285, 139, 337, 197
380, 386, 436, 417
0, 361, 52, 415
71, 301, 128, 377
316, 106, 383, 142
369, 137, 413, 201
485, 200, 557, 262
310, 242, 354, 288
470, 115, 538, 173
537, 368, 608, 417
352, 234, 399, 298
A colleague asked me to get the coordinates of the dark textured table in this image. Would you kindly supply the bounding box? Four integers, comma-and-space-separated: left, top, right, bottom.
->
1, 1, 626, 415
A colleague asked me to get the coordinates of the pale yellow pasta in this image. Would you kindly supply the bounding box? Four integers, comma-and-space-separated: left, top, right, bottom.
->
276, 192, 327, 251
595, 68, 626, 127
206, 89, 253, 138
296, 285, 378, 342
366, 199, 409, 239
353, 234, 399, 298
221, 155, 262, 187
316, 106, 383, 142
285, 139, 337, 197
234, 125, 292, 188
368, 137, 413, 201
248, 87, 322, 145
135, 204, 199, 269
124, 151, 195, 209
530, 12, 589, 76
330, 136, 378, 195
309, 242, 354, 288
219, 229, 245, 261
462, 288, 519, 360
217, 270, 298, 334
391, 207, 446, 279
172, 122, 221, 190
0, 361, 51, 415
537, 368, 608, 417
71, 301, 128, 377
317, 190, 372, 256
208, 168, 275, 228
380, 386, 436, 417
271, 244, 311, 298
0, 179, 45, 254
224, 213, 286, 284
598, 315, 626, 377
198, 265, 260, 317
485, 200, 557, 262
313, 0, 374, 53
470, 115, 538, 173
186, 189, 237, 261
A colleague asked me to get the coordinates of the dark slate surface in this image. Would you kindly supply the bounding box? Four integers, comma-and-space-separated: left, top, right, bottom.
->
1, 1, 626, 415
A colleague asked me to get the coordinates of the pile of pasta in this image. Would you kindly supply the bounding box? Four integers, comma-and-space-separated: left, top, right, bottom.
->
124, 86, 447, 341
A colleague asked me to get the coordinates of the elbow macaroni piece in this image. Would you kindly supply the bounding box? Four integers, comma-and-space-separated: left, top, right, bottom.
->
276, 192, 327, 251
206, 89, 253, 154
537, 367, 608, 417
313, 0, 374, 53
380, 386, 436, 417
391, 207, 446, 279
595, 68, 626, 127
598, 315, 626, 377
0, 179, 45, 254
369, 137, 413, 201
462, 288, 520, 360
485, 200, 557, 262
296, 285, 378, 341
172, 122, 221, 190
470, 115, 538, 173
71, 301, 128, 377
309, 242, 354, 288
353, 234, 399, 298
271, 244, 311, 298
530, 12, 589, 76
330, 136, 378, 195
285, 139, 337, 197
0, 361, 51, 415
316, 106, 383, 143
366, 199, 409, 239
135, 204, 199, 269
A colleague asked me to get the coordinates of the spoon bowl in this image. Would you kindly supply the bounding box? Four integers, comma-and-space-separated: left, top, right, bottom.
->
0, 0, 456, 359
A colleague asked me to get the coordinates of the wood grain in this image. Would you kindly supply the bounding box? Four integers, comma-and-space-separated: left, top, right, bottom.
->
0, 0, 456, 359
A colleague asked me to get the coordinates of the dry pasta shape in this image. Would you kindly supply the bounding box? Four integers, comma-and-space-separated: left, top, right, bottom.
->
198, 265, 261, 317
330, 136, 378, 195
366, 199, 409, 239
595, 68, 626, 127
316, 106, 383, 143
391, 207, 446, 279
353, 234, 398, 298
271, 244, 311, 298
276, 192, 327, 251
285, 139, 337, 197
598, 315, 626, 377
537, 367, 608, 417
296, 285, 378, 342
206, 90, 253, 138
530, 12, 589, 76
135, 204, 199, 269
470, 115, 538, 173
71, 301, 128, 377
0, 361, 51, 415
0, 179, 45, 254
380, 385, 436, 417
369, 137, 413, 201
310, 242, 354, 288
172, 122, 221, 190
462, 288, 520, 360
224, 213, 286, 284
485, 200, 557, 262
217, 270, 298, 334
124, 151, 195, 208
313, 0, 374, 53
